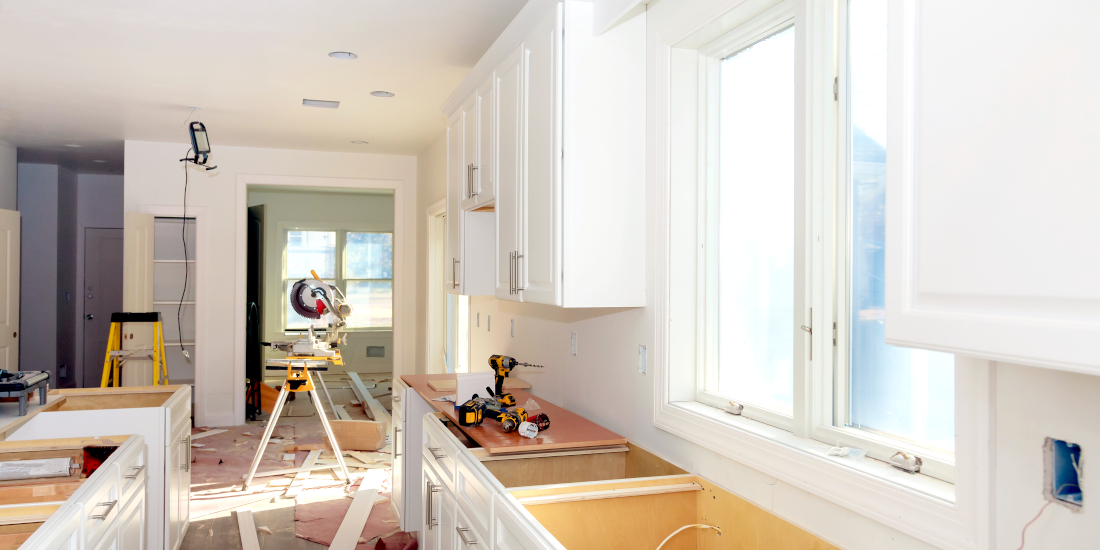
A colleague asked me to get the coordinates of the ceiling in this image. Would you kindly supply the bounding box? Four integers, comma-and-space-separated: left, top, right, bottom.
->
0, 0, 526, 169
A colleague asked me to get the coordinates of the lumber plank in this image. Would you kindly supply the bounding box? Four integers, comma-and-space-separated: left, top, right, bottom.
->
190, 429, 227, 440
283, 449, 320, 499
333, 405, 352, 420
328, 486, 379, 550
516, 482, 702, 505
235, 508, 261, 550
328, 420, 385, 451
242, 463, 338, 479
349, 373, 389, 429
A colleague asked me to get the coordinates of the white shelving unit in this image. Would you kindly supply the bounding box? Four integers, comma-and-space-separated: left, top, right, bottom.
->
153, 217, 196, 386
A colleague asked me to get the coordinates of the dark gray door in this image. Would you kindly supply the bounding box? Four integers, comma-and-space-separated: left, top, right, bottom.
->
83, 228, 124, 388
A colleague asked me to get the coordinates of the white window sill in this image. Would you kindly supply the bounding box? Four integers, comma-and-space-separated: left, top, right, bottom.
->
674, 400, 954, 502
655, 398, 977, 550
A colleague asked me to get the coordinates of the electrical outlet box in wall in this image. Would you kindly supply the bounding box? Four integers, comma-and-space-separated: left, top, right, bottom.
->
1044, 437, 1083, 510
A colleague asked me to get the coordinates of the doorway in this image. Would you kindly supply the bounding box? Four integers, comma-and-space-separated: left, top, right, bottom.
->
82, 228, 124, 388
426, 201, 467, 374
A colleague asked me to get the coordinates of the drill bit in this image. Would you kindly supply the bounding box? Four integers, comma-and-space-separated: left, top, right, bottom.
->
516, 362, 543, 368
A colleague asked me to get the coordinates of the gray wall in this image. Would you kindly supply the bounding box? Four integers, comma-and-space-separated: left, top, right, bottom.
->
56, 167, 77, 384
73, 174, 124, 386
0, 142, 15, 211
17, 164, 59, 378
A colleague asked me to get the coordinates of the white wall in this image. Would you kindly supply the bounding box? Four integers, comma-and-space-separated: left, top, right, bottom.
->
125, 140, 417, 427
415, 131, 447, 373
17, 163, 59, 376
0, 142, 15, 211
73, 174, 124, 387
247, 189, 396, 374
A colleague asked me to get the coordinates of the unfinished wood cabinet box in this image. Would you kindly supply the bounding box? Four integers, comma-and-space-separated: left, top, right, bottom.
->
7, 385, 191, 550
0, 435, 144, 550
470, 441, 687, 489
509, 475, 842, 550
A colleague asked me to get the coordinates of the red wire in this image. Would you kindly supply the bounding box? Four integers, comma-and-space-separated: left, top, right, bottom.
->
1016, 501, 1051, 550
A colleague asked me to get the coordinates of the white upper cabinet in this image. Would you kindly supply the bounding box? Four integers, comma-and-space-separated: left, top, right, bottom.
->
446, 111, 464, 293
445, 0, 646, 307
448, 107, 497, 296
462, 78, 496, 210
886, 0, 1100, 374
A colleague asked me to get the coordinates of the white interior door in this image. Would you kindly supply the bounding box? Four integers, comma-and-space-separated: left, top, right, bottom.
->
123, 212, 154, 312
0, 209, 19, 372
495, 45, 523, 301
519, 4, 562, 305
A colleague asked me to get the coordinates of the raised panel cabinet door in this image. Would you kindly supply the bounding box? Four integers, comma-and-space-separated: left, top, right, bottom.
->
461, 96, 479, 209
176, 429, 190, 549
119, 490, 146, 550
464, 75, 496, 209
519, 2, 563, 306
166, 432, 182, 550
421, 461, 442, 550
446, 110, 465, 294
390, 409, 405, 529
495, 45, 523, 301
886, 0, 1100, 373
438, 486, 458, 550
22, 503, 80, 550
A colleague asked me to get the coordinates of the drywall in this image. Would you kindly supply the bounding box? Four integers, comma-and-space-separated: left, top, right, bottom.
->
415, 131, 447, 374
247, 189, 395, 374
0, 142, 15, 211
73, 174, 124, 389
124, 140, 417, 427
56, 166, 77, 388
17, 163, 58, 376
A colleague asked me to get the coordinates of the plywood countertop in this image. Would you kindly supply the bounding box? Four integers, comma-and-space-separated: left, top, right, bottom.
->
401, 374, 627, 455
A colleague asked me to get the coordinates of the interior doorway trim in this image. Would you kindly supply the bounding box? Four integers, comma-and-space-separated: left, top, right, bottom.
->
233, 174, 408, 426
425, 198, 446, 375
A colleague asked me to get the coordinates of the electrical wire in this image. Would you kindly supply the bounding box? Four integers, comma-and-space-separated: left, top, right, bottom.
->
179, 149, 191, 358
1016, 501, 1051, 550
654, 524, 720, 550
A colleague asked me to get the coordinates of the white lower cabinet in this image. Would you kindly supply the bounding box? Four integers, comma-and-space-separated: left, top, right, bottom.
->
391, 379, 432, 531
32, 504, 82, 550
119, 488, 147, 550
491, 494, 557, 550
422, 460, 458, 550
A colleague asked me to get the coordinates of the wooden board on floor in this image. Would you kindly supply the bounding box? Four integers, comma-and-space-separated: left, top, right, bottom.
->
349, 374, 390, 430
327, 421, 385, 451
328, 486, 379, 550
235, 508, 261, 550
283, 450, 320, 499
427, 377, 530, 391
333, 405, 351, 420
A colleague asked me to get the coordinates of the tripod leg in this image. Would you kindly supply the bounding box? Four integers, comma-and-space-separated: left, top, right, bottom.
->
307, 372, 351, 483
242, 382, 290, 490
316, 373, 338, 420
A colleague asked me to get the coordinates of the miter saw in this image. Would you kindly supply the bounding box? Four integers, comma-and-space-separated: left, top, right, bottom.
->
267, 270, 354, 360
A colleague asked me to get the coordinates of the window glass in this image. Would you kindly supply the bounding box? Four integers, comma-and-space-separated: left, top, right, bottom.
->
345, 280, 393, 329
287, 231, 336, 278
346, 232, 393, 279
847, 0, 954, 452
716, 26, 796, 415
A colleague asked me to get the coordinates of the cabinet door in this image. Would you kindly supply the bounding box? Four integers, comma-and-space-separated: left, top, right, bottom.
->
446, 110, 464, 294
519, 3, 563, 305
421, 461, 442, 550
464, 76, 496, 209
885, 0, 1100, 374
176, 429, 190, 549
495, 45, 523, 301
438, 485, 457, 550
390, 406, 405, 528
461, 96, 478, 209
24, 504, 81, 550
166, 431, 184, 550
492, 494, 560, 550
119, 490, 146, 550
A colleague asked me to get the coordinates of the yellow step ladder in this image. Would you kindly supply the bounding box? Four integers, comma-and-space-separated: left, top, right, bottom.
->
100, 312, 170, 387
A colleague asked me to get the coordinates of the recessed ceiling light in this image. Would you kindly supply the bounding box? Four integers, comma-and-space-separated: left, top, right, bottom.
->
93, 160, 107, 163
64, 144, 81, 148
351, 141, 369, 144
329, 51, 357, 60
303, 99, 340, 109
370, 91, 395, 98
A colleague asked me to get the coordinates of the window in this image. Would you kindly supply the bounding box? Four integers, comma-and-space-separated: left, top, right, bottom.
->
284, 229, 393, 330
668, 0, 956, 485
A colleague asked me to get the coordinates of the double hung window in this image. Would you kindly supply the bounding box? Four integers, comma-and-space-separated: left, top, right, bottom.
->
285, 229, 394, 330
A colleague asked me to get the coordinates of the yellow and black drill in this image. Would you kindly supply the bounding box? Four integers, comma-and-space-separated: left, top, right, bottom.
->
487, 355, 543, 407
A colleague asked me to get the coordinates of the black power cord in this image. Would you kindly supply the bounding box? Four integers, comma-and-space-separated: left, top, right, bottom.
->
179, 150, 191, 358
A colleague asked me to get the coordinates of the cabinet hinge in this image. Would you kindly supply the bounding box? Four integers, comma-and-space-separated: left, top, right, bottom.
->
833, 77, 838, 101
832, 321, 837, 346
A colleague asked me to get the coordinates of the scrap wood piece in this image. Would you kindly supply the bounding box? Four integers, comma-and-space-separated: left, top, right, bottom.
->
236, 508, 261, 550
347, 450, 386, 465
284, 444, 320, 453
328, 485, 379, 550
349, 373, 390, 429
328, 420, 386, 451
190, 429, 227, 440
244, 463, 338, 479
283, 449, 321, 499
333, 404, 352, 421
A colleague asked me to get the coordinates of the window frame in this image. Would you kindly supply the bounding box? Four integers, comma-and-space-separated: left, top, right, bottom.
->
282, 225, 395, 332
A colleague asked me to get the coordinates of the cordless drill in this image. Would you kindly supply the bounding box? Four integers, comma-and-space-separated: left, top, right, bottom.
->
486, 407, 529, 433
487, 355, 543, 407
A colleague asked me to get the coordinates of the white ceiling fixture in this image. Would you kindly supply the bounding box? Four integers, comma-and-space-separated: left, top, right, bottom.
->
93, 159, 107, 163
0, 0, 526, 155
302, 99, 340, 109
370, 91, 395, 98
329, 51, 357, 60
351, 141, 369, 144
64, 143, 81, 147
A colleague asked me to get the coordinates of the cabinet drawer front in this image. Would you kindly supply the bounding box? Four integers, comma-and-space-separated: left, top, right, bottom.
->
394, 379, 409, 415
114, 438, 147, 505
82, 463, 122, 548
492, 493, 562, 550
456, 455, 494, 538
422, 415, 459, 493
456, 503, 489, 550
166, 387, 192, 442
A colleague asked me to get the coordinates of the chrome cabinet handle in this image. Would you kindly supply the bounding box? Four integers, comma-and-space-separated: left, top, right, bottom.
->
393, 394, 401, 404
470, 165, 479, 197
457, 527, 479, 546
426, 481, 440, 530
515, 253, 524, 291
428, 447, 447, 460
508, 252, 513, 294
394, 428, 401, 458
183, 435, 190, 472
89, 500, 117, 520
452, 258, 458, 289
125, 464, 145, 480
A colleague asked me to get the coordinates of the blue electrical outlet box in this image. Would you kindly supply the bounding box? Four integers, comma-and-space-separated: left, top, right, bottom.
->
1046, 438, 1083, 509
